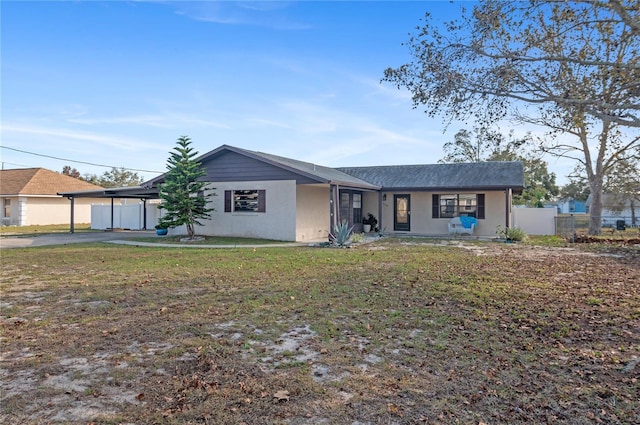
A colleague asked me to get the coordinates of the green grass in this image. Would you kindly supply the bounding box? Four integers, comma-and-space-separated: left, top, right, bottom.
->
1, 238, 638, 424
0, 223, 93, 234
525, 234, 569, 246
130, 235, 288, 245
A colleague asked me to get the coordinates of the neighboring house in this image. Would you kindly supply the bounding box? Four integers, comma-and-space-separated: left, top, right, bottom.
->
557, 198, 587, 214
586, 193, 638, 227
0, 168, 105, 226
60, 145, 525, 241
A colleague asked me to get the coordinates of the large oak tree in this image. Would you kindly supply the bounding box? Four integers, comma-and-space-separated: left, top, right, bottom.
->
383, 0, 639, 234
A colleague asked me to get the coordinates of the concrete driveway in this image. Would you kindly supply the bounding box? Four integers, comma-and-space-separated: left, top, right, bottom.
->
0, 230, 155, 249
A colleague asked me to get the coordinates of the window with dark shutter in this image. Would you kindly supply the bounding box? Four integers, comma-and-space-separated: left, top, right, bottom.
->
477, 194, 485, 219
431, 193, 484, 219
432, 194, 439, 218
257, 190, 266, 213
225, 190, 266, 213
224, 190, 232, 212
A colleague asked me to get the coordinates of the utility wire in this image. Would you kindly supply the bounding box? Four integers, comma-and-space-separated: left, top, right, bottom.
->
1, 160, 34, 169
1, 145, 164, 174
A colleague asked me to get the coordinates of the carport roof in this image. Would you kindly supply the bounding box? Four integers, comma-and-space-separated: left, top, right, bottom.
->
57, 185, 159, 199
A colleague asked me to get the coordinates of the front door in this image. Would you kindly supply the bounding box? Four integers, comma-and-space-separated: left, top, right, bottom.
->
394, 194, 410, 231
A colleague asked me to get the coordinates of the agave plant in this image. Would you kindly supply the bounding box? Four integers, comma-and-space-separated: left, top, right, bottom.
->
330, 220, 354, 246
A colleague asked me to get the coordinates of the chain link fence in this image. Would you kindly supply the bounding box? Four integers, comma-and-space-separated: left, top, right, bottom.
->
555, 215, 637, 241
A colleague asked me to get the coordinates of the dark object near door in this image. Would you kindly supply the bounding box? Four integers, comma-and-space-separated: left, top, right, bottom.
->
616, 220, 626, 231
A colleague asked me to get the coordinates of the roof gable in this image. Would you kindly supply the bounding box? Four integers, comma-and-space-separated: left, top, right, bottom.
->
0, 168, 104, 195
143, 145, 379, 190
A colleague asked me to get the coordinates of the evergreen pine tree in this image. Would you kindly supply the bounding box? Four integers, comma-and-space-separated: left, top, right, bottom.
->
158, 136, 214, 238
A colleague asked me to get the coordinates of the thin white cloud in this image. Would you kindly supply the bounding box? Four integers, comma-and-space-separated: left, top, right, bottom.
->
171, 1, 311, 30
1, 124, 164, 151
352, 74, 415, 103
243, 117, 292, 129
237, 2, 293, 12
67, 114, 230, 129
309, 124, 443, 166
253, 94, 445, 166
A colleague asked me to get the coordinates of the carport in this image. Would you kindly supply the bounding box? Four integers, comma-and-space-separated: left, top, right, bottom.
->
58, 186, 160, 233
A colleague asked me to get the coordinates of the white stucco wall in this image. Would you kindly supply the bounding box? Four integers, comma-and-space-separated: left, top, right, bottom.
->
2, 195, 100, 226
377, 190, 510, 237
295, 184, 331, 242
361, 192, 380, 229
2, 196, 18, 225
189, 180, 298, 241
483, 191, 511, 236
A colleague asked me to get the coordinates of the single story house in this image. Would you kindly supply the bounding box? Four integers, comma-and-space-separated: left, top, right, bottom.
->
556, 198, 587, 214
586, 193, 638, 227
0, 168, 106, 227
60, 145, 524, 241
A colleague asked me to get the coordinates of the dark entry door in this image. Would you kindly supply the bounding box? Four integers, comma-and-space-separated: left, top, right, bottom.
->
339, 191, 363, 231
394, 194, 410, 231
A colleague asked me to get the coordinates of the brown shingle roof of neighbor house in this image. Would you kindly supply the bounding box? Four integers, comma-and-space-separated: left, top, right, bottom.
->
0, 168, 104, 196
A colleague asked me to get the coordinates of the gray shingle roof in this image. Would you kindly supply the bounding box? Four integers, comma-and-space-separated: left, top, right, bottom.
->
143, 145, 524, 191
336, 162, 525, 190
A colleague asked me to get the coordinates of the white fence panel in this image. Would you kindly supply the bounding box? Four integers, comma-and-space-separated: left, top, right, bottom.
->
91, 203, 161, 230
120, 204, 142, 230
512, 207, 557, 235
91, 204, 112, 230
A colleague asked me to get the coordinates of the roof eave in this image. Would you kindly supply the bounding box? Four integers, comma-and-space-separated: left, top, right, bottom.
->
380, 185, 525, 192
331, 181, 381, 190
58, 186, 159, 199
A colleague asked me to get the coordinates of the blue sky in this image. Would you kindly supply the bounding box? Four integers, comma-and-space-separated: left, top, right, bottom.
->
1, 1, 572, 183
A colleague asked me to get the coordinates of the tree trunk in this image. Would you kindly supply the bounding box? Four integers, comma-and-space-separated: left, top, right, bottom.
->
631, 199, 637, 228
588, 177, 603, 235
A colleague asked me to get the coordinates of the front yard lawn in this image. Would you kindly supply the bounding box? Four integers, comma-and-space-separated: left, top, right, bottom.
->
1, 239, 638, 424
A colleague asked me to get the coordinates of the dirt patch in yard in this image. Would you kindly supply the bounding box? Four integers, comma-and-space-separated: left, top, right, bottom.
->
1, 241, 638, 424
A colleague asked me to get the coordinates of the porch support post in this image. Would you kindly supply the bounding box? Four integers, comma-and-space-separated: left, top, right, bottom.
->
110, 198, 114, 230
335, 185, 340, 226
505, 188, 512, 228
142, 199, 147, 230
377, 191, 383, 232
329, 184, 336, 236
67, 196, 75, 233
